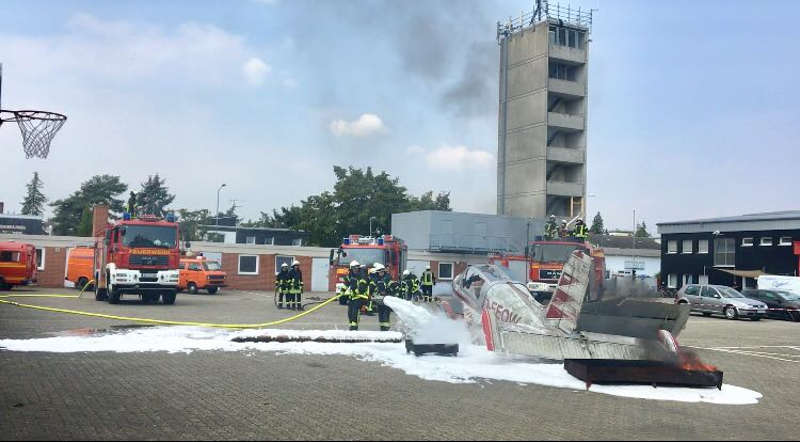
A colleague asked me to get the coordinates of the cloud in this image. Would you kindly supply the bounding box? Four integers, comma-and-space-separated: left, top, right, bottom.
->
329, 113, 386, 137
425, 144, 494, 170
242, 57, 271, 85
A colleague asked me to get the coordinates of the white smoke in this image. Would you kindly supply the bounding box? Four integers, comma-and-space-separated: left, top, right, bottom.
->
383, 297, 472, 345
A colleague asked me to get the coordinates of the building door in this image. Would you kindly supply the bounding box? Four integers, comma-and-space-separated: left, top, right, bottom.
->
311, 258, 329, 292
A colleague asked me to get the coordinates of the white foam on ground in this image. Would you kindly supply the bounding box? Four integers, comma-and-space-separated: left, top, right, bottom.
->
0, 326, 761, 405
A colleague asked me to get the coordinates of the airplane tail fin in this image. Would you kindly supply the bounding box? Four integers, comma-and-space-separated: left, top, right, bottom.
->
544, 250, 594, 335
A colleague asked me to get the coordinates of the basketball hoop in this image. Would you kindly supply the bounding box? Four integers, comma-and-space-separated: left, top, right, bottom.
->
0, 110, 67, 159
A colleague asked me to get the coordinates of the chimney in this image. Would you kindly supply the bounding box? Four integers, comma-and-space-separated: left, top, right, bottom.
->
92, 204, 110, 238
0, 201, 4, 214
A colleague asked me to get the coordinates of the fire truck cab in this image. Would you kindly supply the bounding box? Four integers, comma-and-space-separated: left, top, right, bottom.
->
94, 212, 181, 305
490, 238, 602, 302
329, 234, 407, 293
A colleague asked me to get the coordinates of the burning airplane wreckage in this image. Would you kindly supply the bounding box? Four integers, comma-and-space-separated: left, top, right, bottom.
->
388, 250, 723, 390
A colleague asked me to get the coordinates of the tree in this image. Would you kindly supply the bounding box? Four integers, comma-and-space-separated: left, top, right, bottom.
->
50, 175, 128, 236
261, 166, 451, 247
20, 172, 48, 216
589, 211, 604, 234
137, 174, 175, 217
635, 221, 651, 238
177, 208, 211, 242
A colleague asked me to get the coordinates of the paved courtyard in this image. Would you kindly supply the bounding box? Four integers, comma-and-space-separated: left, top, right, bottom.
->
1, 288, 799, 440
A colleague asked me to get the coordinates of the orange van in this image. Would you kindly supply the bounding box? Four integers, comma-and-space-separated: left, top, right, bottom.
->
178, 256, 226, 294
66, 246, 95, 290
0, 241, 38, 290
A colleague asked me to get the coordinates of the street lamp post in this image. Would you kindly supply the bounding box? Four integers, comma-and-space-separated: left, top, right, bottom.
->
216, 184, 227, 226
369, 216, 377, 237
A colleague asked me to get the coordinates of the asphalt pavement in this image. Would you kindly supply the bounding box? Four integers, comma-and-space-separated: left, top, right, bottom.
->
1, 287, 799, 440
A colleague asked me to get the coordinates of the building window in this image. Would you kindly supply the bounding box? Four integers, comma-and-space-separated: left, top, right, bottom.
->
549, 62, 576, 81
667, 274, 677, 289
667, 240, 678, 254
779, 236, 792, 246
275, 255, 294, 272
246, 236, 256, 245
291, 238, 303, 247
741, 237, 753, 247
238, 255, 259, 275
36, 248, 45, 271
698, 239, 709, 254
265, 236, 275, 245
714, 238, 735, 267
682, 240, 693, 254
760, 237, 773, 246
438, 262, 454, 280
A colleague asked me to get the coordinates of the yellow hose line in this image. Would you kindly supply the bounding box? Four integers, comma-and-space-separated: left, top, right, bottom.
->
0, 289, 342, 329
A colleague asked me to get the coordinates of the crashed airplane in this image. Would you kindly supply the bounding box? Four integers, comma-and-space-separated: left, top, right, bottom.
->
443, 250, 691, 362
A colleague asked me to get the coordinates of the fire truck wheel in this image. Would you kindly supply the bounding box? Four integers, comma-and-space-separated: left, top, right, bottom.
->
187, 283, 198, 294
162, 291, 177, 305
207, 287, 219, 295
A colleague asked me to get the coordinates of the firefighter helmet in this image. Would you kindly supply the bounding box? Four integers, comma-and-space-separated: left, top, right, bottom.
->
402, 269, 410, 276
291, 260, 300, 267
373, 263, 385, 271
281, 263, 289, 269
349, 260, 359, 268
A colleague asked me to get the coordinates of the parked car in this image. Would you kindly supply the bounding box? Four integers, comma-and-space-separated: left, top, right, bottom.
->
178, 257, 226, 294
742, 289, 800, 322
676, 284, 767, 320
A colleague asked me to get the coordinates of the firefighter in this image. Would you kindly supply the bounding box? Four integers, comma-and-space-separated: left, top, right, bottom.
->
544, 214, 558, 240
288, 260, 303, 310
371, 264, 393, 331
275, 262, 291, 309
420, 265, 435, 303
401, 269, 420, 301
348, 271, 370, 331
340, 260, 360, 305
125, 191, 137, 217
573, 217, 588, 239
362, 263, 376, 316
558, 220, 569, 239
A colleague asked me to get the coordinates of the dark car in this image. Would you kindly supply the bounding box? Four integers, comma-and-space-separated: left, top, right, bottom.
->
742, 289, 800, 322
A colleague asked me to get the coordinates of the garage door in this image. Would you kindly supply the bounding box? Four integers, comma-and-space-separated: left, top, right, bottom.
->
311, 258, 329, 292
406, 260, 429, 278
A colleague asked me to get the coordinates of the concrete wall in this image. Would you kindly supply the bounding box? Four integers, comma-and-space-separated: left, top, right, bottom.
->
604, 255, 661, 278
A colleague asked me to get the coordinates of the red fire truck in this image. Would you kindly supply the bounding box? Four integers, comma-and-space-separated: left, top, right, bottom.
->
490, 238, 603, 301
0, 241, 38, 290
93, 212, 182, 305
329, 234, 407, 300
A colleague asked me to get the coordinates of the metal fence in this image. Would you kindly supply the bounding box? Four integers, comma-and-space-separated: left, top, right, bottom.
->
497, 1, 593, 42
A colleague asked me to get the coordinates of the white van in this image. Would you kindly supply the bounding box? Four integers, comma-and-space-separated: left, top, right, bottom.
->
757, 275, 800, 296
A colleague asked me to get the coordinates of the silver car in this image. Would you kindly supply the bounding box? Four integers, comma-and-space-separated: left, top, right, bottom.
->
676, 284, 767, 321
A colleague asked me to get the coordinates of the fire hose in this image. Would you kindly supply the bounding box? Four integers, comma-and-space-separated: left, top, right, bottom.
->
0, 280, 344, 329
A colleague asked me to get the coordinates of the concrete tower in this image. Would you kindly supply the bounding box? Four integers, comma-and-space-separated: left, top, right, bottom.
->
496, 2, 592, 220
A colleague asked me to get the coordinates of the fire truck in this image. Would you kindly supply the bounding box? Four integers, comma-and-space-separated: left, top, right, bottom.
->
0, 241, 38, 290
490, 238, 603, 302
93, 210, 182, 305
329, 234, 407, 303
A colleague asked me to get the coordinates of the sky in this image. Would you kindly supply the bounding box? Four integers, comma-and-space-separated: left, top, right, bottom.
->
0, 0, 798, 233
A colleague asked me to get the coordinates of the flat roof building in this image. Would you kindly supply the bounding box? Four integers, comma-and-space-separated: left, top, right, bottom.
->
657, 211, 800, 290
